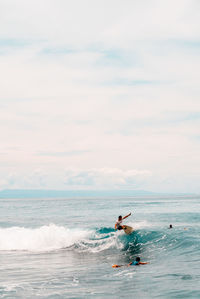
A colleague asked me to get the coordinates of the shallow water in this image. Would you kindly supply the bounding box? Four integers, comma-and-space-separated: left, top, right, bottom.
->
0, 195, 200, 298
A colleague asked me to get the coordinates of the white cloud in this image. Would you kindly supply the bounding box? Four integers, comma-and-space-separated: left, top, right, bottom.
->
1, 0, 199, 46
0, 167, 152, 190
0, 169, 48, 190
64, 168, 152, 189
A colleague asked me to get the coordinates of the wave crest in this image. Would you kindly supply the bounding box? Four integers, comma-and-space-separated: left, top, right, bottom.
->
0, 224, 91, 252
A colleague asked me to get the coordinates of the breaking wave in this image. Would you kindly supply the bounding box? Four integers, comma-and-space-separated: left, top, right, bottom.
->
0, 222, 195, 255
0, 224, 137, 252
0, 224, 91, 252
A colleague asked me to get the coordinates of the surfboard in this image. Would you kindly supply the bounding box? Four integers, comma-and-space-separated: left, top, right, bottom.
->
123, 225, 134, 235
112, 264, 121, 268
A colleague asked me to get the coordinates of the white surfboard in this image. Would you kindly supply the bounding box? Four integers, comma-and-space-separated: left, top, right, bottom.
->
123, 225, 134, 235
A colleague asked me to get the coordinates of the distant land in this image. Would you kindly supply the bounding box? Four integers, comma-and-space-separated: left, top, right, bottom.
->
0, 189, 161, 199
0, 189, 194, 199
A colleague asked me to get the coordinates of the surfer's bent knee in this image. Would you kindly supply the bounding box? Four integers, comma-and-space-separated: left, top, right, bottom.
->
117, 226, 123, 230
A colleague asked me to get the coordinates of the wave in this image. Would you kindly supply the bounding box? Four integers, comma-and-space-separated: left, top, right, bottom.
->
0, 224, 138, 253
0, 224, 91, 252
0, 223, 196, 255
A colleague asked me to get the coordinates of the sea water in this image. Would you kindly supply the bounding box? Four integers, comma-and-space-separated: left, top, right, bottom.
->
0, 195, 199, 298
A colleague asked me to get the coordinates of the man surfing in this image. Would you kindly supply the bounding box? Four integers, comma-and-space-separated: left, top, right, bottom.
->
115, 213, 131, 231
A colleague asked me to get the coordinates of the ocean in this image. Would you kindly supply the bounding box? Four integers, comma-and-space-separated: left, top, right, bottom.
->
0, 194, 199, 298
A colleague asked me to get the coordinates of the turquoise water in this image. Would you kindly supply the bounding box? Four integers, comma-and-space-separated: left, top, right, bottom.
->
0, 195, 200, 298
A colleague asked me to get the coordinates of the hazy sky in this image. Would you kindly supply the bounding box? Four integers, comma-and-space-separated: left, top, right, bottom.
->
0, 0, 200, 192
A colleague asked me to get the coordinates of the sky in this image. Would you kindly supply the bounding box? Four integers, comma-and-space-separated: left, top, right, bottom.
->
0, 0, 200, 193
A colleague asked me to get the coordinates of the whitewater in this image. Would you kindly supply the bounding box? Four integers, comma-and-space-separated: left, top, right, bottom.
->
0, 195, 199, 298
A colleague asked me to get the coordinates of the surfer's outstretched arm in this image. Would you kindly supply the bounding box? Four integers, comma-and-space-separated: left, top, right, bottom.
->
122, 212, 131, 220
113, 261, 149, 268
127, 261, 149, 266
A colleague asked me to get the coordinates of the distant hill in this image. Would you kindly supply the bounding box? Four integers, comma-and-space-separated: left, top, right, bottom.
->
0, 189, 158, 199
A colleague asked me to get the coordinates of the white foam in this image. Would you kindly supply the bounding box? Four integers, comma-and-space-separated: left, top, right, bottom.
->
78, 233, 123, 253
0, 224, 130, 253
0, 224, 91, 252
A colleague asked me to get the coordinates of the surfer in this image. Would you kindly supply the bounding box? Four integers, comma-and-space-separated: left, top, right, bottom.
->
112, 257, 149, 268
128, 257, 149, 266
115, 213, 131, 231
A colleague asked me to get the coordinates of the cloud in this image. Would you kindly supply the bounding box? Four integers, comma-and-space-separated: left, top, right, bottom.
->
1, 0, 200, 47
0, 170, 47, 190
64, 168, 152, 189
37, 150, 90, 157
0, 167, 152, 190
